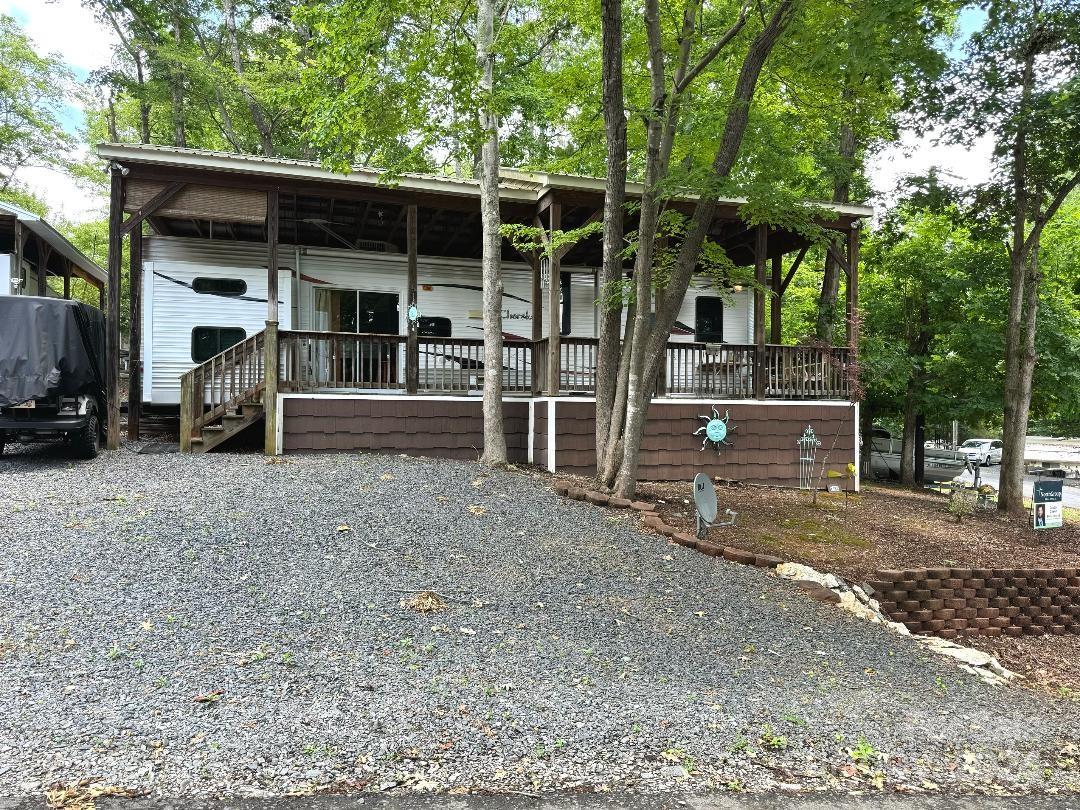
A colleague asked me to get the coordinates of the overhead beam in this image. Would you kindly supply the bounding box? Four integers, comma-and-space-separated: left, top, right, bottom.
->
120, 181, 185, 237
554, 207, 603, 261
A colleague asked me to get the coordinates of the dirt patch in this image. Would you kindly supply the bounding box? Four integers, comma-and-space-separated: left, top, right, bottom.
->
963, 634, 1080, 698
632, 481, 1079, 584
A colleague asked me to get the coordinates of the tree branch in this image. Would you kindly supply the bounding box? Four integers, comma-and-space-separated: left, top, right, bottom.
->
675, 1, 751, 93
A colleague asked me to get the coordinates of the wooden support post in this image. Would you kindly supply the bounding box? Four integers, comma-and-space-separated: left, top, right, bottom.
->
753, 224, 767, 399
98, 282, 105, 309
13, 221, 25, 294
770, 254, 782, 344
546, 202, 561, 396
127, 226, 143, 441
846, 224, 860, 355
36, 237, 50, 296
63, 260, 71, 299
406, 204, 419, 395
264, 189, 280, 456
530, 253, 542, 342
179, 372, 193, 453
106, 166, 125, 450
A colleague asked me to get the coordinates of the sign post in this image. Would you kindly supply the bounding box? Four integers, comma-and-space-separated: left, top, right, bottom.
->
1033, 479, 1063, 530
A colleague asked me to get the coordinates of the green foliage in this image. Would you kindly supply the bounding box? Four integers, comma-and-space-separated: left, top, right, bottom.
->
0, 14, 74, 187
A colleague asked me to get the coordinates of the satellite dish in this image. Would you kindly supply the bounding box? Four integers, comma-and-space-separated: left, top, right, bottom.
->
694, 472, 717, 524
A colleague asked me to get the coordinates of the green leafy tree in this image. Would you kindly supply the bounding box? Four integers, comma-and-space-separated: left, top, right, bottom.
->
0, 14, 75, 190
931, 0, 1080, 512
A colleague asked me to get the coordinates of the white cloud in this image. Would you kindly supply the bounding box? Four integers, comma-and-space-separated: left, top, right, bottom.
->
0, 0, 115, 74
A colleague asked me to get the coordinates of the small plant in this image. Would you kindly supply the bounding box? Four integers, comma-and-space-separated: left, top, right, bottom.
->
947, 488, 976, 524
106, 643, 123, 661
849, 736, 876, 763
153, 676, 168, 689
759, 724, 788, 751
281, 651, 297, 666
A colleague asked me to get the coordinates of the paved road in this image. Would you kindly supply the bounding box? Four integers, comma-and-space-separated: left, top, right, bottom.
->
956, 465, 1080, 509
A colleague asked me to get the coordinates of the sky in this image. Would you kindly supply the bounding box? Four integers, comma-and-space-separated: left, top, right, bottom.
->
2, 0, 997, 225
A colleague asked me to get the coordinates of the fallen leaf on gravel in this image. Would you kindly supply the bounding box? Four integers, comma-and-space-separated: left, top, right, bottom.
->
471, 478, 484, 488
335, 524, 352, 533
467, 505, 487, 516
380, 473, 395, 481
459, 627, 476, 636
193, 689, 224, 703
140, 620, 154, 631
435, 495, 450, 503
46, 779, 140, 809
264, 457, 288, 465
403, 591, 446, 613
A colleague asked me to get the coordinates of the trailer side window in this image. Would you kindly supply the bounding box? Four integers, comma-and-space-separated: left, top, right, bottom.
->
695, 297, 724, 342
191, 326, 247, 362
418, 316, 451, 337
192, 277, 247, 297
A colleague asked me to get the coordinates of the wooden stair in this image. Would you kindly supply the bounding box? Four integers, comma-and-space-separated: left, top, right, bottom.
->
180, 330, 267, 454
189, 400, 264, 454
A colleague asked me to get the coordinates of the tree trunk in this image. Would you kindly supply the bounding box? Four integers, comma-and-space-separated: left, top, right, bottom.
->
476, 0, 506, 467
171, 11, 187, 148
224, 0, 275, 156
610, 0, 796, 497
594, 0, 627, 471
900, 388, 918, 485
816, 120, 855, 343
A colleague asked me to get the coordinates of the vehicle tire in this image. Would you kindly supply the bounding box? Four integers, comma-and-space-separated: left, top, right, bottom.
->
71, 411, 100, 459
982, 456, 990, 467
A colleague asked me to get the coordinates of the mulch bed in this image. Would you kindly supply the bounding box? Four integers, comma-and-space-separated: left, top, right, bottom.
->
633, 481, 1079, 584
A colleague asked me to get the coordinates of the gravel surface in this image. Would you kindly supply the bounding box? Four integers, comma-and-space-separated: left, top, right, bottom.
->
1, 445, 1079, 800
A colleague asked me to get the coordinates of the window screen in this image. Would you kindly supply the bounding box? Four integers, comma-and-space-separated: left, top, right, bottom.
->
694, 297, 724, 342
192, 277, 247, 296
418, 316, 451, 337
191, 326, 247, 362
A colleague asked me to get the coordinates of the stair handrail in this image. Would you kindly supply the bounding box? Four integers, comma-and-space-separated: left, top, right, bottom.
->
179, 329, 266, 451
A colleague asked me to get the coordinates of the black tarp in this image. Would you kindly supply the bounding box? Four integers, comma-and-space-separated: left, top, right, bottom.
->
0, 296, 106, 407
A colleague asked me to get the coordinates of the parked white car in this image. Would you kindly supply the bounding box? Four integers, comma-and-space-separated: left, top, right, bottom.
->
959, 438, 1003, 466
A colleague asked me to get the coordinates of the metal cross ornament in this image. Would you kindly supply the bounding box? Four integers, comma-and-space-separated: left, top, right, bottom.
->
694, 406, 736, 453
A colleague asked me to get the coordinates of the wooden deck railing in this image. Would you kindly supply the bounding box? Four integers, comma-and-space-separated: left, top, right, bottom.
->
179, 329, 265, 450
279, 330, 407, 391
272, 331, 850, 400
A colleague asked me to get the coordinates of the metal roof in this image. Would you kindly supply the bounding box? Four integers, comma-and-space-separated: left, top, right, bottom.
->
97, 143, 873, 219
0, 200, 107, 284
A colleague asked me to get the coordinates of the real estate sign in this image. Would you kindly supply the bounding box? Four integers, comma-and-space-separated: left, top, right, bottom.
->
1033, 480, 1063, 530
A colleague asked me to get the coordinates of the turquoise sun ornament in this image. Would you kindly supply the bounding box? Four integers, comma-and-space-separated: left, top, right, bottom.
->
694, 406, 736, 453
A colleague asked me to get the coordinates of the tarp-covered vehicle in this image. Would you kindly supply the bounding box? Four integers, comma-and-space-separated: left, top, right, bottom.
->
0, 296, 106, 458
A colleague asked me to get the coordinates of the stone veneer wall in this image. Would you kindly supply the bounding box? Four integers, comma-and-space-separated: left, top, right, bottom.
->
869, 567, 1080, 638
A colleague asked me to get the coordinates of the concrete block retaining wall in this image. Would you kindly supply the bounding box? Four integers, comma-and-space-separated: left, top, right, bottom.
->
869, 567, 1080, 639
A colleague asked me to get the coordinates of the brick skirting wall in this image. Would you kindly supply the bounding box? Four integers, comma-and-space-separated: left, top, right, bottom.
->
281, 396, 529, 464
869, 567, 1080, 638
553, 400, 856, 487
278, 395, 857, 487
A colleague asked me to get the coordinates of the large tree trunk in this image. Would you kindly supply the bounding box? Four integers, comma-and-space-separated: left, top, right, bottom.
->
610, 0, 796, 497
476, 0, 506, 467
594, 0, 627, 470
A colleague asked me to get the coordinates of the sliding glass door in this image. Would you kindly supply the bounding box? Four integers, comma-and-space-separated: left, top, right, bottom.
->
312, 288, 400, 387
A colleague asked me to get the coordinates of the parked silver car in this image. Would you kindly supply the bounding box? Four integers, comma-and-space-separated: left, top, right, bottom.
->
959, 438, 1003, 466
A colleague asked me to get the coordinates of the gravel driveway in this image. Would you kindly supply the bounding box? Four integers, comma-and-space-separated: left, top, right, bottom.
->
1, 446, 1078, 799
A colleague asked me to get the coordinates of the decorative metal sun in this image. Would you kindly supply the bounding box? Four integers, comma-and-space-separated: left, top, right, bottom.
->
694, 406, 736, 453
